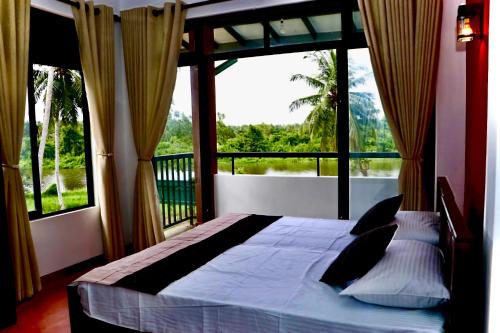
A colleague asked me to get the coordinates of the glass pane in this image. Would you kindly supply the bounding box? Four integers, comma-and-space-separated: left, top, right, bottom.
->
320, 158, 339, 176
349, 158, 401, 178
353, 11, 363, 32
21, 95, 35, 212
155, 67, 193, 157
180, 32, 190, 52
348, 48, 397, 153
216, 51, 338, 155
348, 49, 400, 219
33, 65, 89, 214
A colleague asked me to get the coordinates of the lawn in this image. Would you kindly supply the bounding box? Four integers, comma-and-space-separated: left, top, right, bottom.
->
25, 188, 89, 214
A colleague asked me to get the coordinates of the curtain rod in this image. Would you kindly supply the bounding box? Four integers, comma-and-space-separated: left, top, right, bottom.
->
55, 0, 121, 21
54, 0, 234, 22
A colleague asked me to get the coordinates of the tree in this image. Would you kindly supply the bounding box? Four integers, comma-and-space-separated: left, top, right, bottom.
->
33, 66, 82, 209
289, 50, 380, 152
33, 66, 55, 178
216, 113, 235, 146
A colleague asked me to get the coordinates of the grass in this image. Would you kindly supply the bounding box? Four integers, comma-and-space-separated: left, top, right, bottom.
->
158, 202, 196, 227
25, 188, 89, 215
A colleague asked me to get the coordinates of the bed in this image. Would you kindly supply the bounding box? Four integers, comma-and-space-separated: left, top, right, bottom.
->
67, 177, 476, 333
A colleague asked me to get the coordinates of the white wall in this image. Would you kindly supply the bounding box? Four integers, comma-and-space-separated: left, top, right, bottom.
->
30, 208, 102, 276
485, 1, 499, 331
349, 177, 399, 219
215, 175, 398, 220
435, 0, 466, 212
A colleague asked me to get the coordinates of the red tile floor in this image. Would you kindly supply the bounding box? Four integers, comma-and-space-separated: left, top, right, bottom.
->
1, 267, 94, 333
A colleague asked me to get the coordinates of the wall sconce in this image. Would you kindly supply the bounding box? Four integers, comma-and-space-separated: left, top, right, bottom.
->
457, 4, 482, 42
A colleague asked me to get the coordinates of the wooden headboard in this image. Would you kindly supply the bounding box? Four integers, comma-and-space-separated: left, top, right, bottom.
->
436, 177, 479, 332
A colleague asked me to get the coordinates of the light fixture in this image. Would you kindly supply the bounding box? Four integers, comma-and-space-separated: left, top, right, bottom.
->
457, 4, 482, 42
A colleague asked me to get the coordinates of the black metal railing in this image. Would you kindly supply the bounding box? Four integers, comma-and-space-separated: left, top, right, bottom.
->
217, 151, 400, 175
152, 153, 196, 229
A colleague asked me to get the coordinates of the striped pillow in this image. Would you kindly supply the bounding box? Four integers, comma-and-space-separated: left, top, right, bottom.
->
392, 211, 440, 245
340, 240, 449, 308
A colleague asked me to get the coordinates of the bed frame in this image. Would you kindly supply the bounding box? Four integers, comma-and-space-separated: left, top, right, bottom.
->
67, 177, 478, 333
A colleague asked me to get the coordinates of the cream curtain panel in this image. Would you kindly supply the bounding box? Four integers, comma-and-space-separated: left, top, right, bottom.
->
358, 0, 442, 210
0, 0, 41, 300
72, 1, 125, 261
121, 1, 186, 251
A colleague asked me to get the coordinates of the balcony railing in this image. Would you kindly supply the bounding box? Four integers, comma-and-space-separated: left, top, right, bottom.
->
153, 151, 400, 228
217, 151, 400, 175
153, 153, 196, 229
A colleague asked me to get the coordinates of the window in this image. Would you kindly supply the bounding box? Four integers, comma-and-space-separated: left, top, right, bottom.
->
23, 8, 94, 219
176, 1, 410, 220
348, 48, 400, 218
215, 52, 339, 178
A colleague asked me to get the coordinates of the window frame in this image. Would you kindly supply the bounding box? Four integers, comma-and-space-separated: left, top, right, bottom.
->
181, 0, 403, 219
26, 8, 95, 220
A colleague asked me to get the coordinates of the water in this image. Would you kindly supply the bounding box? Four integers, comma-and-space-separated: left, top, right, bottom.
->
22, 159, 401, 194
217, 158, 401, 177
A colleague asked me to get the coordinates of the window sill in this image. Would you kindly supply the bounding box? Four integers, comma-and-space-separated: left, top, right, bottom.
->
29, 205, 97, 222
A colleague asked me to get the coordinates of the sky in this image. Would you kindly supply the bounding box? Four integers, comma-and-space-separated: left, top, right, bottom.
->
30, 49, 383, 126
171, 48, 383, 126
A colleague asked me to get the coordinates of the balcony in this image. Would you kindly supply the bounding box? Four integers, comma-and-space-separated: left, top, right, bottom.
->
153, 152, 400, 228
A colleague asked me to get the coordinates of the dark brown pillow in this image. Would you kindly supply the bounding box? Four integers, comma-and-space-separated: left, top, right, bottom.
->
350, 194, 403, 235
320, 224, 398, 286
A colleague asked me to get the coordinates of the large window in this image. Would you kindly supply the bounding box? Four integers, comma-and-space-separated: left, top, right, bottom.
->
22, 8, 94, 219
174, 1, 408, 220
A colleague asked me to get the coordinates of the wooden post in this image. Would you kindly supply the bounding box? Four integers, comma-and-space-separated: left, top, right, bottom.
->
191, 26, 217, 223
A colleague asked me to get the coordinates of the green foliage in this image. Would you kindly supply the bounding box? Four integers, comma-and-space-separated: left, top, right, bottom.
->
155, 111, 193, 156
43, 183, 59, 196
21, 122, 87, 170
217, 113, 235, 145
288, 50, 397, 153
61, 124, 85, 156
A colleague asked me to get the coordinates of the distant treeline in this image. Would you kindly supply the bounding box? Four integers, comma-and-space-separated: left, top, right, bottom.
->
155, 111, 396, 156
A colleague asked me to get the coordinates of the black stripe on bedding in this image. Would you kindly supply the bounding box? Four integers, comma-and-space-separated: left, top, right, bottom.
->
112, 214, 282, 294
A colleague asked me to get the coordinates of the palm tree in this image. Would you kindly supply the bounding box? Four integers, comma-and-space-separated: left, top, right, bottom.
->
33, 66, 54, 179
289, 50, 378, 152
33, 66, 82, 209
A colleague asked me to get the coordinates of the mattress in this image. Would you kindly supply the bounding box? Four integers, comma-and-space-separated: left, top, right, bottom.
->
78, 215, 445, 333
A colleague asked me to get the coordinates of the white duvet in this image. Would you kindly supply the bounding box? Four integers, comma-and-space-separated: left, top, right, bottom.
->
79, 216, 445, 333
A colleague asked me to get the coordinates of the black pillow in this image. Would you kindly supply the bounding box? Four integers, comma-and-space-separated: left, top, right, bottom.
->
320, 224, 398, 286
350, 194, 403, 235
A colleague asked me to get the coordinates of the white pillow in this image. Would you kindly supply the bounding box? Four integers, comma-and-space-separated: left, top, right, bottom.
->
391, 211, 440, 245
340, 240, 449, 308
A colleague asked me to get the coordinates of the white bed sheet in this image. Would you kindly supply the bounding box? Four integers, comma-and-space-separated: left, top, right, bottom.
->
79, 216, 445, 333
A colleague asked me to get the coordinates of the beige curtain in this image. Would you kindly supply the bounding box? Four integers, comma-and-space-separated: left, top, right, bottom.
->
358, 0, 442, 210
72, 1, 125, 261
0, 0, 41, 300
121, 1, 186, 251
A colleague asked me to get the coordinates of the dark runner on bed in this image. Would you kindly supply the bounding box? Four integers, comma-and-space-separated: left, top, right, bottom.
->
75, 213, 281, 294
